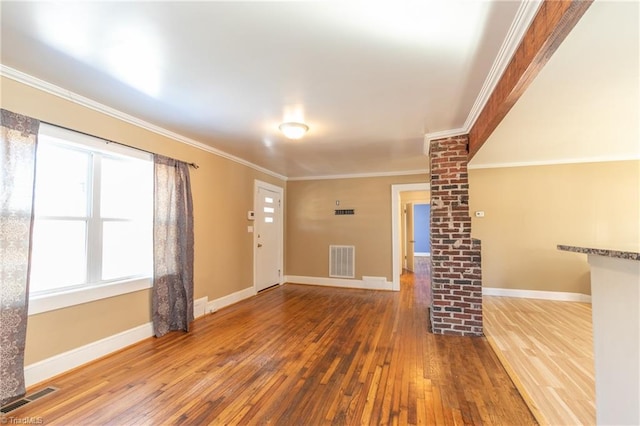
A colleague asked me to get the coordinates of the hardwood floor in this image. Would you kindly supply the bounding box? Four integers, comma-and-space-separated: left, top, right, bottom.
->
6, 269, 535, 425
483, 296, 594, 426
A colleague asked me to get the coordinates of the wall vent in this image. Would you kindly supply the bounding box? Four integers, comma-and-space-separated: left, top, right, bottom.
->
329, 245, 355, 278
0, 387, 58, 414
334, 209, 355, 215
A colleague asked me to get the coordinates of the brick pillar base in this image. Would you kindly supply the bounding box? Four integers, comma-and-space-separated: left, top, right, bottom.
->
429, 136, 483, 336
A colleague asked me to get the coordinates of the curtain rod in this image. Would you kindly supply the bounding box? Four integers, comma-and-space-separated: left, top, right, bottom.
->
41, 121, 200, 169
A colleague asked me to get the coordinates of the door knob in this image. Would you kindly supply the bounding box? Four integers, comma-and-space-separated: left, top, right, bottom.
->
258, 243, 263, 248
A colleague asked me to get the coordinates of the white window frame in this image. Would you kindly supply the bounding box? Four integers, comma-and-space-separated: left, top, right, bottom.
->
28, 124, 153, 315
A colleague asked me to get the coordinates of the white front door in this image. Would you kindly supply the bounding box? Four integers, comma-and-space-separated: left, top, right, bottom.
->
255, 183, 282, 292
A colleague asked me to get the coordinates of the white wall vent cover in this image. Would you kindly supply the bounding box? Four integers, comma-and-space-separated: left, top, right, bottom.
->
329, 245, 355, 278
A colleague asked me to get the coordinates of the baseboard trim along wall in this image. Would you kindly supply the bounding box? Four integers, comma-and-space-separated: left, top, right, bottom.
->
483, 287, 592, 303
194, 297, 208, 318
25, 286, 258, 388
206, 286, 256, 314
286, 275, 393, 291
24, 322, 155, 388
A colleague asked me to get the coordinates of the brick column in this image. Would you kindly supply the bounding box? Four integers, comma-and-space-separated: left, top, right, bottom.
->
429, 135, 483, 336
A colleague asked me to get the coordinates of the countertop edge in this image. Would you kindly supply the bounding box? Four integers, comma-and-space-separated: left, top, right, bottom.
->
557, 244, 640, 261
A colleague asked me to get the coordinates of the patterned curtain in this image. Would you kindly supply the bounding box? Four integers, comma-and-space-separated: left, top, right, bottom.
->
152, 155, 194, 337
0, 109, 39, 406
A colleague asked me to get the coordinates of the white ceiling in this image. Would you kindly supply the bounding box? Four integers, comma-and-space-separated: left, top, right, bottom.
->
1, 0, 532, 178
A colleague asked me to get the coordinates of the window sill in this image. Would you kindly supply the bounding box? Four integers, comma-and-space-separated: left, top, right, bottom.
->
28, 277, 152, 315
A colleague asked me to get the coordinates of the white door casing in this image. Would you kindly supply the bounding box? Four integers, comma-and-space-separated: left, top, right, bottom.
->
254, 181, 283, 292
391, 183, 430, 291
405, 202, 415, 272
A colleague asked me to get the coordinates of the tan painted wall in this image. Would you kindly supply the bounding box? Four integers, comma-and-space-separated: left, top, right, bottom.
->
469, 160, 640, 295
286, 175, 428, 281
400, 191, 430, 204
1, 76, 285, 364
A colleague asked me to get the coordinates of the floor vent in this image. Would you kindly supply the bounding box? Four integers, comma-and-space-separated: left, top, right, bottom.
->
1, 387, 58, 414
329, 245, 355, 278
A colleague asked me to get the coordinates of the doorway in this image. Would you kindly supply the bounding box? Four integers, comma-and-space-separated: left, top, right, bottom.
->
412, 203, 430, 256
254, 180, 284, 292
391, 183, 430, 290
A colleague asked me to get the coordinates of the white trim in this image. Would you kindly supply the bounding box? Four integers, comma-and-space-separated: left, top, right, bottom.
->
206, 286, 256, 314
23, 288, 253, 388
253, 180, 285, 292
461, 0, 543, 132
424, 127, 468, 144
287, 169, 428, 182
482, 287, 592, 303
0, 0, 540, 185
468, 154, 640, 170
194, 297, 208, 318
39, 122, 152, 161
414, 252, 431, 257
0, 65, 287, 182
28, 278, 151, 315
391, 183, 430, 291
285, 275, 393, 291
24, 322, 154, 388
424, 1, 542, 143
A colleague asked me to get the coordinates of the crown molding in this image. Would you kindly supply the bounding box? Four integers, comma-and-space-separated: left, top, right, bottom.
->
424, 0, 543, 145
463, 0, 543, 132
468, 154, 640, 170
423, 127, 468, 146
0, 65, 288, 181
287, 169, 429, 182
1, 0, 542, 183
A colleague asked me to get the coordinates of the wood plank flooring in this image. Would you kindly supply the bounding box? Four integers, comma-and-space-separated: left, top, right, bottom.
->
483, 296, 594, 426
6, 270, 535, 425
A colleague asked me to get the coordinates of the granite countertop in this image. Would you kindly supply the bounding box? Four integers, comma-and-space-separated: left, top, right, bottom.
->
557, 244, 640, 261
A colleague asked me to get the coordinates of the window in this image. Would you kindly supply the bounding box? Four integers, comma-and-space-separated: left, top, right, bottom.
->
263, 196, 274, 223
29, 124, 153, 314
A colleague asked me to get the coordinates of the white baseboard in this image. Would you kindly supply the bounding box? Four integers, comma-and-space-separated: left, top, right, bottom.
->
24, 288, 257, 388
24, 322, 154, 388
285, 275, 393, 291
483, 287, 592, 303
206, 286, 256, 313
194, 297, 208, 318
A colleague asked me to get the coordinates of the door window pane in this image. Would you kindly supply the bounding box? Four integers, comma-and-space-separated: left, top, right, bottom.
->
30, 220, 87, 293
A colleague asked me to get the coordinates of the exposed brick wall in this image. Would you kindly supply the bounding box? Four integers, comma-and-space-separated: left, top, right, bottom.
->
429, 135, 483, 336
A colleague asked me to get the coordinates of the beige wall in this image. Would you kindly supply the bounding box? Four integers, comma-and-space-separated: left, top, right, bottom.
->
400, 191, 430, 205
469, 160, 640, 295
286, 175, 428, 281
1, 76, 285, 364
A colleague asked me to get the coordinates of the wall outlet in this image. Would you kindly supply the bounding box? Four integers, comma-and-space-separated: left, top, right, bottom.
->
475, 211, 485, 217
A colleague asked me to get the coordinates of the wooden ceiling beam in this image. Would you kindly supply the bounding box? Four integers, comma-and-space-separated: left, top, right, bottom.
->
468, 0, 593, 159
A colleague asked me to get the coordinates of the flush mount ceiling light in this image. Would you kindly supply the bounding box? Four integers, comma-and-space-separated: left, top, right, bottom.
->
279, 121, 309, 140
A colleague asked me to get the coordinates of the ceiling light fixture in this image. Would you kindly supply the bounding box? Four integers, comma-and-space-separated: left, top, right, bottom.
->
279, 121, 309, 140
